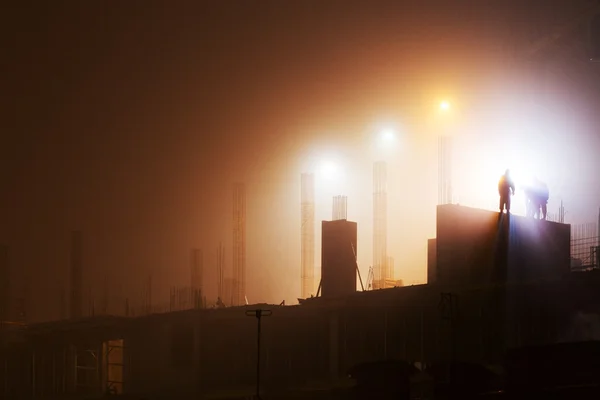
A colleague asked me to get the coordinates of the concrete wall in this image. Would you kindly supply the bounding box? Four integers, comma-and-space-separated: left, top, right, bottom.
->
435, 205, 571, 286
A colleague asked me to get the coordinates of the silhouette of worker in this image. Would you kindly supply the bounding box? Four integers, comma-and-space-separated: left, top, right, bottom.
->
532, 178, 549, 220
498, 169, 515, 214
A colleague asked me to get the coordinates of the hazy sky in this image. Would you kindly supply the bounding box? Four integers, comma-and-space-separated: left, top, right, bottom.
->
2, 0, 600, 322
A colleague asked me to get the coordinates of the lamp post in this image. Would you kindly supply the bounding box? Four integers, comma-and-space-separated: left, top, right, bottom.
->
245, 309, 272, 399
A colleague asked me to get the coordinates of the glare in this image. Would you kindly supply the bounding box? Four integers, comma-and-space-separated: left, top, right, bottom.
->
439, 101, 450, 111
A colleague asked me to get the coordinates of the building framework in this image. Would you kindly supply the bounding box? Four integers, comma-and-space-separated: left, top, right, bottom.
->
217, 243, 225, 302
232, 183, 247, 306
300, 173, 315, 299
373, 161, 388, 288
70, 231, 83, 319
332, 195, 348, 221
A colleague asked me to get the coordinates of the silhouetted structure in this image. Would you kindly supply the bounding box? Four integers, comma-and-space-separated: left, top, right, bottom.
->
427, 239, 437, 284
570, 222, 598, 270
429, 205, 571, 285
69, 231, 83, 319
3, 262, 600, 398
321, 219, 358, 298
232, 183, 246, 306
373, 161, 388, 289
216, 242, 225, 302
332, 195, 348, 221
300, 173, 315, 299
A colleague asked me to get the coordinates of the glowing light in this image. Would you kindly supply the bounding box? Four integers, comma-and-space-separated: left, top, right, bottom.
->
381, 128, 395, 144
439, 101, 450, 111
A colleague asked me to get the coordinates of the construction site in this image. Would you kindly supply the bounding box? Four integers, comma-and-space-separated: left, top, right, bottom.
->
3, 2, 600, 400
1, 152, 600, 399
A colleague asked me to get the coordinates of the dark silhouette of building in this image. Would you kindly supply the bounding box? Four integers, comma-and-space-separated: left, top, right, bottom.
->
429, 205, 571, 286
321, 219, 358, 298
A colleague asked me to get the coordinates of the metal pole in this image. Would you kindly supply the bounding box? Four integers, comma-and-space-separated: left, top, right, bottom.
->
257, 312, 262, 398
246, 309, 272, 400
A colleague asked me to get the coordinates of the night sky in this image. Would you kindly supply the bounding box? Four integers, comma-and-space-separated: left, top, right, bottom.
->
2, 1, 599, 322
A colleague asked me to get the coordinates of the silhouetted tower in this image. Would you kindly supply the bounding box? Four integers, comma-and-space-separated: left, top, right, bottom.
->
232, 183, 246, 306
0, 245, 9, 322
191, 248, 203, 292
301, 173, 315, 299
332, 195, 348, 221
70, 231, 83, 319
438, 136, 453, 205
321, 219, 358, 298
373, 161, 388, 289
217, 243, 225, 301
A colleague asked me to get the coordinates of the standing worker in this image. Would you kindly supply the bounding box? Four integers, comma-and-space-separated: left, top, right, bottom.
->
532, 178, 549, 220
498, 169, 516, 214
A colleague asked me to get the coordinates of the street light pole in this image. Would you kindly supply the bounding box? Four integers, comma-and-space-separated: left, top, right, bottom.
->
245, 309, 272, 399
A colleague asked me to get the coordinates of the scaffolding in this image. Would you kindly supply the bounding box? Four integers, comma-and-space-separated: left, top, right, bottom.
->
70, 231, 83, 319
217, 242, 225, 301
332, 195, 348, 221
373, 161, 388, 288
301, 173, 315, 299
232, 183, 246, 307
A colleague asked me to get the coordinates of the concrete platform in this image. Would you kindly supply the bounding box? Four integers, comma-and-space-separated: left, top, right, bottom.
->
429, 205, 571, 286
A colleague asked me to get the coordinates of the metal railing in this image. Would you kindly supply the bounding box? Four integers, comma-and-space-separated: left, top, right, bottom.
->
571, 236, 599, 270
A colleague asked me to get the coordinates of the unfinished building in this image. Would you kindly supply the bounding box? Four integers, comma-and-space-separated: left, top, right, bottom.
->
232, 183, 246, 306
0, 204, 592, 399
372, 161, 389, 289
3, 270, 600, 399
300, 173, 315, 299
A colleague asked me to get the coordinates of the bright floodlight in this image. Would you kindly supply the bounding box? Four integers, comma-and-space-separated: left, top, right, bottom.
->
381, 128, 395, 144
319, 160, 339, 180
439, 101, 450, 111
